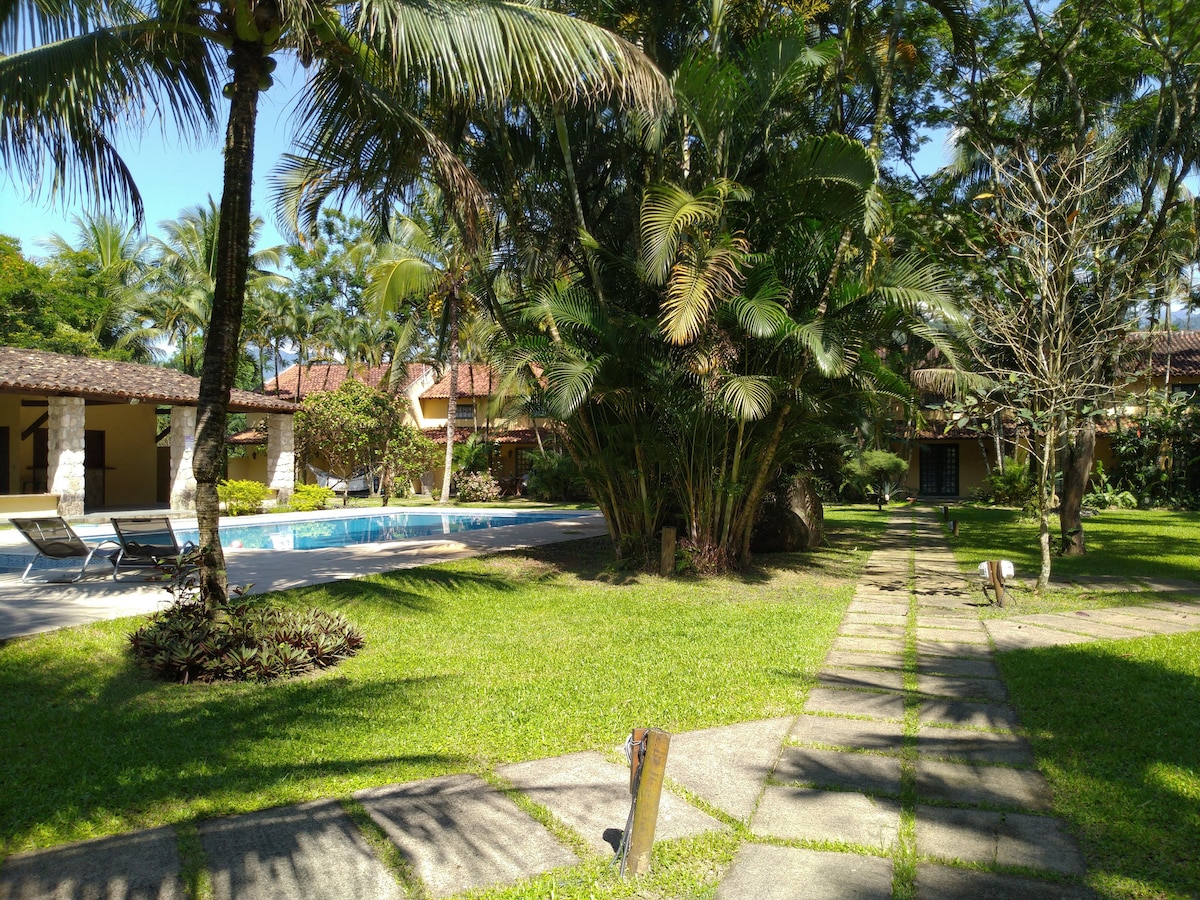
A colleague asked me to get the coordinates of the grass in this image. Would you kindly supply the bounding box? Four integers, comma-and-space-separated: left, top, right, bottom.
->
0, 505, 888, 864
936, 505, 1200, 615
941, 506, 1200, 581
998, 632, 1200, 900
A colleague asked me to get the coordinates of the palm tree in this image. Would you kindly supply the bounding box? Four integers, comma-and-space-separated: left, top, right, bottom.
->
367, 198, 482, 503
146, 200, 284, 374
43, 213, 160, 361
2, 0, 669, 606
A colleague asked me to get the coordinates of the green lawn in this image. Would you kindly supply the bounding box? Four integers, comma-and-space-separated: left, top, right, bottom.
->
942, 506, 1200, 581
0, 506, 887, 859
999, 633, 1200, 900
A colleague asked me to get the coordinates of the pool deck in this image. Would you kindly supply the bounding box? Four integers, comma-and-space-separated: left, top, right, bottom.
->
0, 509, 608, 642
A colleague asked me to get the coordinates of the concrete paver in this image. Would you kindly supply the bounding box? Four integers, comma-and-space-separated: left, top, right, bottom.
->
1015, 613, 1154, 640
840, 623, 907, 637
819, 668, 907, 692
774, 746, 902, 795
790, 714, 905, 751
918, 698, 1019, 731
824, 650, 907, 670
984, 620, 1094, 651
915, 759, 1052, 811
497, 751, 724, 856
915, 863, 1095, 899
806, 686, 906, 720
717, 845, 893, 900
0, 828, 185, 900
752, 787, 901, 850
915, 726, 1034, 766
831, 636, 907, 654
915, 674, 1007, 702
916, 656, 1000, 679
355, 774, 579, 897
915, 805, 1086, 875
199, 800, 406, 900
659, 719, 792, 822
914, 639, 991, 658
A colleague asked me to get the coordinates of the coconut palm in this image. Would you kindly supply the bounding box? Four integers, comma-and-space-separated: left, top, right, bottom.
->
2, 0, 669, 606
366, 197, 484, 503
43, 212, 160, 361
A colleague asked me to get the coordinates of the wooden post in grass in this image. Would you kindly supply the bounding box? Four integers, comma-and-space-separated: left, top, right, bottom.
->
951, 520, 959, 537
942, 505, 949, 521
625, 728, 670, 876
660, 526, 676, 577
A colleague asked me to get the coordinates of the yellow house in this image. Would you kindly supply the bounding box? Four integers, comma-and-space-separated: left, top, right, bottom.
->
264, 361, 550, 494
0, 346, 297, 516
898, 331, 1200, 498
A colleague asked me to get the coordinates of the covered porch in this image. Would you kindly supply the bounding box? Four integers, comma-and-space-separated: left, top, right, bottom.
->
0, 347, 296, 517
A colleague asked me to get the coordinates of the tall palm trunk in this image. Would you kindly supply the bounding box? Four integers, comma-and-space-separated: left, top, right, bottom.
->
194, 39, 266, 609
439, 288, 460, 503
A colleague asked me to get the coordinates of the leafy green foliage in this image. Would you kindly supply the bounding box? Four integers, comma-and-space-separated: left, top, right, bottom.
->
454, 470, 501, 503
1084, 461, 1137, 511
844, 450, 909, 504
524, 451, 587, 502
288, 483, 335, 512
1111, 392, 1200, 510
127, 552, 363, 684
979, 456, 1035, 507
217, 479, 272, 516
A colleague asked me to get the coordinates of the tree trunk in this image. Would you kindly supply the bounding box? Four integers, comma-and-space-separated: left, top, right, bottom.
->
1035, 426, 1056, 591
194, 39, 265, 610
788, 476, 825, 549
1059, 422, 1095, 556
439, 290, 459, 504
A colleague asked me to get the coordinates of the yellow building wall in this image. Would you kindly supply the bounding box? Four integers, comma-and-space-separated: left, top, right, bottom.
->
0, 395, 19, 493
85, 403, 160, 507
227, 451, 269, 483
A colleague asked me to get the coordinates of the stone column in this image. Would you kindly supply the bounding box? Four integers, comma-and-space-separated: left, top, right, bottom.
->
170, 406, 198, 511
266, 413, 295, 505
47, 396, 86, 516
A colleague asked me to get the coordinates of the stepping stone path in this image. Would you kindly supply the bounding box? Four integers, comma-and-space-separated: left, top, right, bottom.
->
4, 508, 1198, 898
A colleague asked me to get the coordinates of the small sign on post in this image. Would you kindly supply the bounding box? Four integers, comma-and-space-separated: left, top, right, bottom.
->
978, 559, 1014, 607
622, 728, 671, 877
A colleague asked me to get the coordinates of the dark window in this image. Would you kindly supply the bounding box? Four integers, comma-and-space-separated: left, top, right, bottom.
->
919, 444, 959, 496
455, 403, 475, 420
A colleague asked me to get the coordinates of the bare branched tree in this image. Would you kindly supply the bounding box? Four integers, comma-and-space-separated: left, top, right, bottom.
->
963, 137, 1152, 589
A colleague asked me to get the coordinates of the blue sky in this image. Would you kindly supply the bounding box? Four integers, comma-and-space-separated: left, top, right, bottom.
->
0, 64, 304, 258
0, 72, 957, 259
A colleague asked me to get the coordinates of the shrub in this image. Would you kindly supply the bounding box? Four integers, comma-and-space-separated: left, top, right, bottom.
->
983, 457, 1034, 506
524, 450, 587, 502
217, 479, 272, 516
128, 552, 364, 683
455, 470, 501, 503
289, 483, 335, 512
1085, 461, 1138, 510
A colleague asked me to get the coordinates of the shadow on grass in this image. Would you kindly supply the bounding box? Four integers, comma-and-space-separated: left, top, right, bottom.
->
998, 637, 1200, 898
0, 649, 466, 850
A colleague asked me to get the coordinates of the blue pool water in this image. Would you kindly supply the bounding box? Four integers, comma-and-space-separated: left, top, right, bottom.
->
173, 509, 573, 552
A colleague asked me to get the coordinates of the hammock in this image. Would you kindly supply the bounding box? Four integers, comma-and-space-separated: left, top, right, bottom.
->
307, 464, 371, 494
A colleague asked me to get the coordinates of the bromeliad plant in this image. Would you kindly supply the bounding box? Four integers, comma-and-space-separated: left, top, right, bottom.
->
128, 549, 363, 683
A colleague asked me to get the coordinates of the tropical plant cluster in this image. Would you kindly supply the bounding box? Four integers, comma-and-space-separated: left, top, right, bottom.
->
128, 553, 363, 683
4, 0, 1200, 592
129, 598, 364, 683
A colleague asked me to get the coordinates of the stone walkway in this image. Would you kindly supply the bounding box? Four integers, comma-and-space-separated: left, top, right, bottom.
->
3, 508, 1199, 899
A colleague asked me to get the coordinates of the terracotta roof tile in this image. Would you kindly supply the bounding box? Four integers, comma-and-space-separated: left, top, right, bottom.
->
420, 364, 503, 399
0, 346, 295, 412
421, 426, 542, 445
263, 362, 430, 401
1141, 330, 1200, 379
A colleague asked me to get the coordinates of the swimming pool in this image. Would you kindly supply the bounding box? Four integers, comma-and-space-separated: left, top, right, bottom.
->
172, 509, 576, 552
